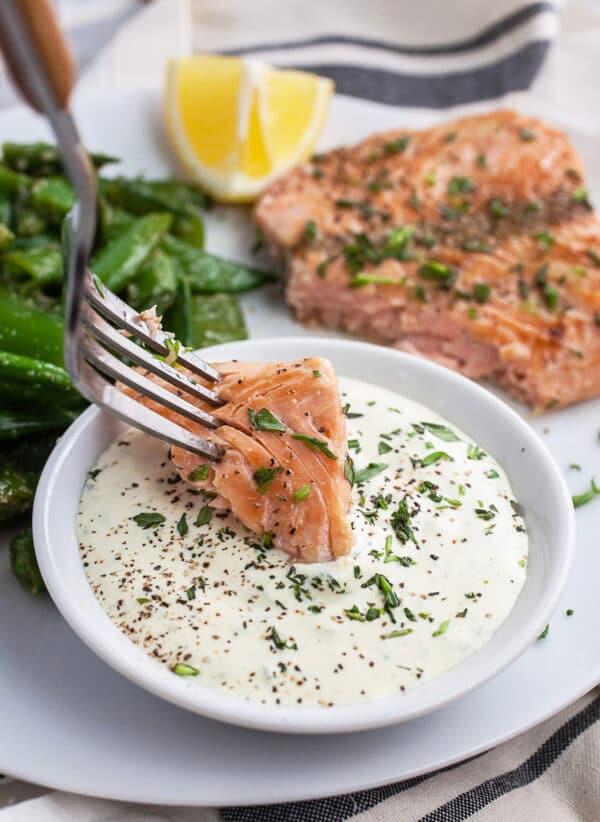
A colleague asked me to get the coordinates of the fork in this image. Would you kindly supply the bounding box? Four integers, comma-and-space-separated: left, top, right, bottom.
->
0, 0, 224, 460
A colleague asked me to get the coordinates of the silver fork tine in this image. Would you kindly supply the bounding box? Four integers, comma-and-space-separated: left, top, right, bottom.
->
76, 354, 223, 460
86, 271, 221, 383
81, 336, 223, 432
81, 302, 222, 408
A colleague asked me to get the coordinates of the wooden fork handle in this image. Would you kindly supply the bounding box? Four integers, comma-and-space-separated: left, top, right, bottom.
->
0, 0, 76, 112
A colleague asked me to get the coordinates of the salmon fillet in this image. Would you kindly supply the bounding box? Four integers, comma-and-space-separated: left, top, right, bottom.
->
255, 110, 600, 410
139, 357, 353, 563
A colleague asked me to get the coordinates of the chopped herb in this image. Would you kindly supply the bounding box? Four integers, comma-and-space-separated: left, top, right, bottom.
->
566, 609, 574, 616
391, 496, 417, 545
476, 153, 487, 168
448, 176, 476, 195
344, 456, 355, 487
317, 255, 336, 277
586, 248, 600, 268
176, 513, 188, 537
572, 187, 589, 203
172, 663, 199, 676
518, 558, 527, 568
473, 282, 491, 304
248, 408, 287, 433
537, 624, 549, 640
348, 439, 360, 450
88, 468, 102, 481
535, 231, 556, 252
444, 131, 459, 142
486, 469, 500, 479
475, 506, 496, 521
270, 626, 297, 651
519, 128, 536, 141
572, 478, 600, 508
188, 465, 210, 482
414, 285, 427, 302
293, 484, 311, 502
381, 628, 412, 639
354, 462, 388, 484
353, 565, 362, 579
304, 219, 318, 242
312, 369, 321, 377
291, 432, 337, 460
421, 421, 460, 442
308, 605, 324, 614
344, 604, 366, 622
467, 443, 486, 460
132, 512, 166, 529
569, 463, 581, 471
432, 619, 450, 637
463, 240, 492, 253
404, 607, 417, 622
518, 279, 529, 300
467, 307, 478, 319
351, 272, 405, 287
362, 573, 400, 608
416, 233, 436, 248
342, 402, 363, 418
409, 191, 422, 210
456, 608, 468, 618
384, 135, 411, 154
195, 505, 213, 526
253, 466, 280, 494
378, 441, 392, 455
186, 586, 196, 600
542, 286, 559, 310
420, 451, 453, 467
136, 597, 150, 605
419, 260, 456, 287
489, 198, 508, 218
425, 172, 437, 186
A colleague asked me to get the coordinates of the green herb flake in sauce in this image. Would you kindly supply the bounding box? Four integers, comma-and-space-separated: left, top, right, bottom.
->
566, 609, 574, 616
354, 462, 388, 484
467, 443, 486, 460
270, 626, 297, 651
421, 421, 460, 442
572, 478, 600, 508
188, 465, 210, 482
195, 505, 213, 526
420, 451, 453, 467
132, 512, 166, 529
172, 663, 199, 676
390, 497, 417, 545
537, 624, 550, 640
293, 484, 311, 502
432, 619, 450, 637
378, 441, 392, 455
248, 408, 287, 432
291, 433, 337, 460
136, 597, 150, 605
344, 456, 355, 487
380, 628, 413, 639
176, 513, 188, 536
486, 469, 500, 479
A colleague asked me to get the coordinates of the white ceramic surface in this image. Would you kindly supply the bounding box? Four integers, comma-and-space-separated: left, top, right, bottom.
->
0, 89, 598, 804
33, 336, 575, 735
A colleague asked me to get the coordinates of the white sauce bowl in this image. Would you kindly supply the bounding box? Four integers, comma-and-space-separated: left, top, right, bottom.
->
33, 337, 575, 734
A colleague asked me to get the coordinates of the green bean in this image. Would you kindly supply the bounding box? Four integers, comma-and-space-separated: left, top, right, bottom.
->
0, 195, 11, 226
0, 406, 78, 440
163, 276, 192, 345
2, 247, 62, 287
0, 349, 81, 408
31, 176, 75, 224
97, 196, 135, 244
2, 141, 117, 176
189, 293, 248, 349
126, 247, 177, 315
0, 287, 64, 365
90, 212, 172, 293
9, 528, 45, 595
11, 234, 60, 251
0, 223, 14, 250
0, 163, 30, 196
161, 234, 275, 293
99, 177, 205, 248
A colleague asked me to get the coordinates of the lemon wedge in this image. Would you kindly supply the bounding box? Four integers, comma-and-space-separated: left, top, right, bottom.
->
163, 55, 334, 202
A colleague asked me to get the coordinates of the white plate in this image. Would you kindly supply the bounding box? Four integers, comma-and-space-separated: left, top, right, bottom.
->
33, 337, 575, 735
0, 89, 599, 805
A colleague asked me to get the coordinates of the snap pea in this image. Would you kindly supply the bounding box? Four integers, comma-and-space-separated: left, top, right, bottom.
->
90, 212, 172, 293
0, 349, 81, 408
163, 276, 192, 345
99, 177, 205, 248
0, 163, 30, 196
161, 234, 275, 293
0, 406, 78, 440
2, 247, 63, 287
2, 141, 117, 176
9, 528, 45, 595
189, 292, 248, 349
31, 176, 75, 224
126, 247, 177, 315
0, 287, 64, 366
97, 196, 135, 244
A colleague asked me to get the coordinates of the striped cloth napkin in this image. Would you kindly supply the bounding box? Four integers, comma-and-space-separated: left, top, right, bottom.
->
2, 1, 600, 820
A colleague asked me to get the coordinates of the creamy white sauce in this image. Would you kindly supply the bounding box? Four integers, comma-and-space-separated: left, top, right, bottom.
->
78, 377, 527, 707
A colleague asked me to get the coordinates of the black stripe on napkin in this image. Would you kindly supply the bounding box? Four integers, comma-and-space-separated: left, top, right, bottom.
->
222, 3, 555, 58
291, 41, 549, 107
221, 696, 600, 822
